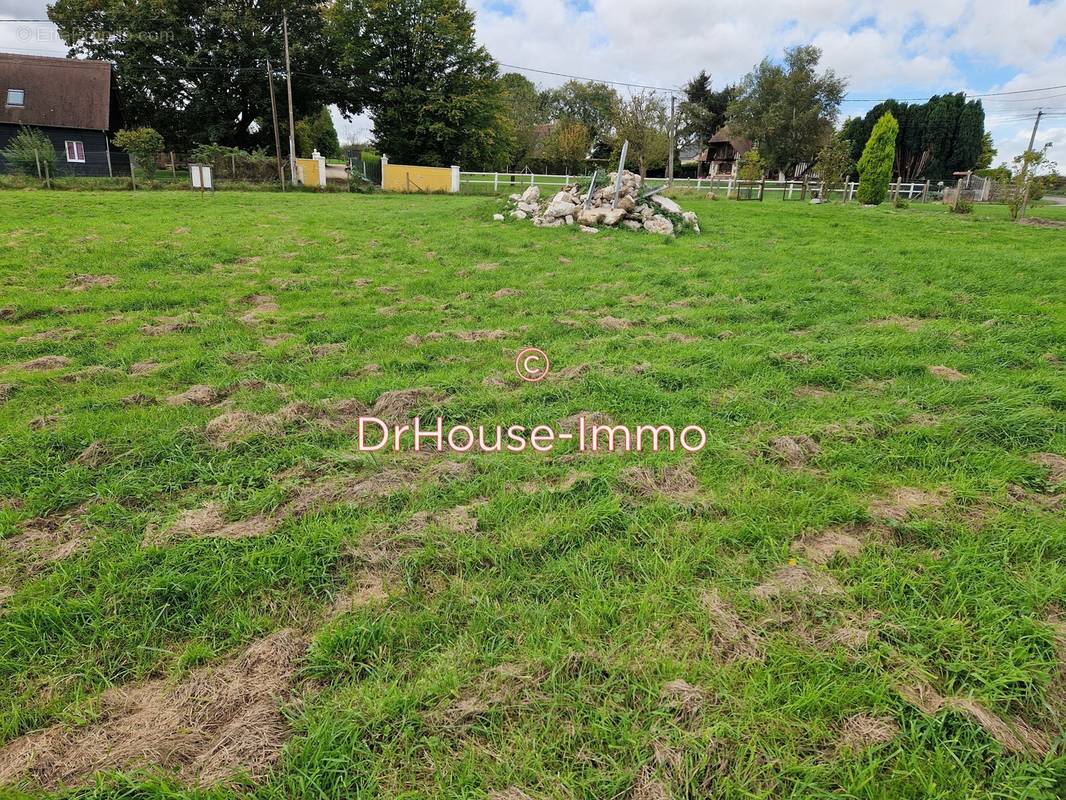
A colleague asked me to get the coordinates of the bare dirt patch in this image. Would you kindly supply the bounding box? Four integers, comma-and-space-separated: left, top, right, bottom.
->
753, 565, 842, 600
141, 317, 195, 336
793, 385, 834, 400
790, 523, 886, 564
204, 411, 283, 448
128, 361, 161, 376
597, 316, 633, 331
66, 274, 118, 291
16, 328, 78, 345
767, 435, 821, 469
868, 487, 948, 522
0, 629, 305, 788
3, 506, 90, 568
701, 589, 763, 661
660, 679, 711, 723
404, 505, 478, 534
837, 714, 899, 752
1019, 216, 1066, 229
20, 356, 71, 371
326, 575, 390, 620
309, 342, 346, 359
1031, 452, 1066, 485
896, 684, 1050, 756
453, 329, 508, 342
433, 662, 544, 730
928, 365, 968, 382
166, 384, 221, 406
74, 441, 108, 468
619, 464, 699, 502
372, 388, 446, 423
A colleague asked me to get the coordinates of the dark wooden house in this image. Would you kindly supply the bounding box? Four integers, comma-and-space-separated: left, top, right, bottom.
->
0, 53, 130, 177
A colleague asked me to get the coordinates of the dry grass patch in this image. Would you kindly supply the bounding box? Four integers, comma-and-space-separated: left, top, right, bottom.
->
20, 356, 71, 371
868, 487, 948, 522
0, 629, 305, 789
701, 589, 764, 661
837, 714, 899, 752
928, 365, 968, 382
619, 464, 699, 502
66, 274, 118, 291
752, 565, 842, 600
766, 435, 821, 469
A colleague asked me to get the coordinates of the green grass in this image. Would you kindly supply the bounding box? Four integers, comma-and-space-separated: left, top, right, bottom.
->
0, 192, 1063, 799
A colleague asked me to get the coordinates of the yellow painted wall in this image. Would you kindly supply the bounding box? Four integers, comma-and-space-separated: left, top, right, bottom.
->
296, 158, 322, 187
383, 163, 454, 193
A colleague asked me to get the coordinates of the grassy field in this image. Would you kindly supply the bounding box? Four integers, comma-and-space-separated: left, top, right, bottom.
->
0, 191, 1063, 799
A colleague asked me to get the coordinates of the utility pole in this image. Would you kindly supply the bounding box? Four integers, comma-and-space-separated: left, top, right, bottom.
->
283, 12, 297, 185
1018, 109, 1043, 221
267, 59, 286, 190
667, 94, 676, 187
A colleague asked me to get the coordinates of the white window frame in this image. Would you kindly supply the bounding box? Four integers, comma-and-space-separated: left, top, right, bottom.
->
5, 88, 24, 107
65, 141, 85, 163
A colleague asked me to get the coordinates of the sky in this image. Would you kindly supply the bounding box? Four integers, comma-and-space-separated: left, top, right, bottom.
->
3, 0, 1065, 168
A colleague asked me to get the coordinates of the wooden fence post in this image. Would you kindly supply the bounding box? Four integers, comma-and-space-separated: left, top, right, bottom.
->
34, 149, 41, 180
922, 180, 929, 203
129, 155, 137, 190
759, 177, 765, 201
170, 151, 176, 179
43, 159, 51, 189
493, 172, 499, 192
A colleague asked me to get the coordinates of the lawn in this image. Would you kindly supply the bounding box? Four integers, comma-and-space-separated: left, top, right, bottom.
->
0, 191, 1063, 799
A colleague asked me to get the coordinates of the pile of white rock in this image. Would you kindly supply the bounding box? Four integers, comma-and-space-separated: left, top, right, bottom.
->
492, 170, 700, 236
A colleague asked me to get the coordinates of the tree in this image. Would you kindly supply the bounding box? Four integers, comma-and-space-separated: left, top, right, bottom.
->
841, 94, 985, 182
295, 107, 341, 158
815, 134, 853, 197
856, 112, 898, 205
334, 0, 511, 169
976, 131, 997, 170
499, 72, 544, 169
48, 0, 350, 150
541, 80, 619, 154
679, 70, 738, 158
113, 127, 165, 178
614, 92, 670, 179
0, 126, 57, 176
1001, 143, 1057, 221
736, 148, 766, 182
727, 45, 846, 176
543, 121, 590, 175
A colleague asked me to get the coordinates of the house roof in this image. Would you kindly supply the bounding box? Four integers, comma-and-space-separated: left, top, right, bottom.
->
0, 53, 114, 130
705, 124, 753, 156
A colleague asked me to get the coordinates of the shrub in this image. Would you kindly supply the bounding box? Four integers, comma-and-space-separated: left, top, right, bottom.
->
950, 197, 973, 214
113, 127, 165, 178
0, 126, 57, 176
188, 144, 277, 182
855, 112, 898, 205
815, 135, 853, 198
736, 148, 766, 182
894, 197, 909, 209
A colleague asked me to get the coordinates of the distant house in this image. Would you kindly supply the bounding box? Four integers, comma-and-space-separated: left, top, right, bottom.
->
0, 53, 130, 177
696, 125, 753, 178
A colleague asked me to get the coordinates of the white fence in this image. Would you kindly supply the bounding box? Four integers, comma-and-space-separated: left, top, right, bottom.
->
459, 170, 957, 202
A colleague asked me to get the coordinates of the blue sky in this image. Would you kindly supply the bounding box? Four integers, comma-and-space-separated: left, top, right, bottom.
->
4, 0, 1065, 166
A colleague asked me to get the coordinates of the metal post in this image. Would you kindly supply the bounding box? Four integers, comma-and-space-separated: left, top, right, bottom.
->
667, 95, 676, 187
612, 140, 628, 209
105, 134, 113, 178
129, 155, 137, 190
198, 165, 205, 196
34, 148, 41, 180
43, 158, 51, 189
493, 172, 498, 192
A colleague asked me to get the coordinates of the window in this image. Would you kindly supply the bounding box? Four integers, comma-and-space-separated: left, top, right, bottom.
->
65, 141, 85, 163
5, 88, 24, 107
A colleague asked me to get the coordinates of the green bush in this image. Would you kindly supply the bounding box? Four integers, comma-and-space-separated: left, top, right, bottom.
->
0, 126, 57, 176
856, 112, 898, 205
113, 127, 165, 178
951, 197, 973, 214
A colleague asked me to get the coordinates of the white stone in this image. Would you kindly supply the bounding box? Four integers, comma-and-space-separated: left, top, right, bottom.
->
493, 213, 505, 221
520, 185, 540, 204
512, 209, 527, 220
681, 211, 699, 227
652, 194, 683, 214
545, 200, 579, 218
643, 215, 674, 235
602, 208, 627, 226
579, 225, 599, 234
565, 215, 574, 225
621, 220, 642, 231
